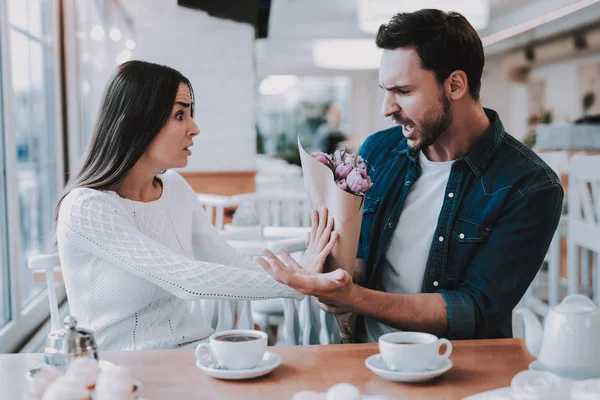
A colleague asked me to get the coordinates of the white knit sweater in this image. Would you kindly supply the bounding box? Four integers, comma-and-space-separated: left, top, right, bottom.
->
57, 170, 302, 351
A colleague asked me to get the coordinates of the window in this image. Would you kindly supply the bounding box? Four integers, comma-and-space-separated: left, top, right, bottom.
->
0, 44, 9, 329
0, 0, 64, 352
64, 0, 135, 172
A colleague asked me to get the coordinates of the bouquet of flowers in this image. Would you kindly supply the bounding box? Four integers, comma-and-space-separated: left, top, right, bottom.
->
298, 139, 373, 343
310, 150, 373, 196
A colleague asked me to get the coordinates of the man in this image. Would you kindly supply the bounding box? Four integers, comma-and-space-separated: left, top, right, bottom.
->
259, 9, 563, 341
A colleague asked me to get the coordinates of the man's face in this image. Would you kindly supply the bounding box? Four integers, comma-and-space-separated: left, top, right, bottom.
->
379, 48, 452, 152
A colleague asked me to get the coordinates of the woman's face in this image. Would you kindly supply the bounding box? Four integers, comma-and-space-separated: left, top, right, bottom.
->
145, 83, 200, 169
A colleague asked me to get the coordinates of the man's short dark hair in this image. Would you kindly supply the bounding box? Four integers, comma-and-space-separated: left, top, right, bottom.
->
376, 9, 484, 100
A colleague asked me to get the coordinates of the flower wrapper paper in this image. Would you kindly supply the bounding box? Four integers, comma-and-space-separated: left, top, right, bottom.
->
298, 138, 363, 343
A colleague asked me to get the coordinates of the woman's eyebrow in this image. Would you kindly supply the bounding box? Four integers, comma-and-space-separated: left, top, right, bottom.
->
175, 101, 190, 108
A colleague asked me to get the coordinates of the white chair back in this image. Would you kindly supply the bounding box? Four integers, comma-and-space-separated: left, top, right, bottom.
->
28, 253, 62, 331
515, 152, 569, 335
567, 155, 600, 305
231, 192, 311, 227
196, 194, 236, 230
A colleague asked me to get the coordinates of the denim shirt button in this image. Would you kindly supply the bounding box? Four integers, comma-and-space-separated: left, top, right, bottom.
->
448, 193, 454, 198
459, 233, 465, 239
433, 281, 439, 287
438, 236, 444, 242
405, 181, 410, 186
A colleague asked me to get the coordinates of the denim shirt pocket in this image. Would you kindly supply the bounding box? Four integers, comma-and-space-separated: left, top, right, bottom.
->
445, 217, 492, 285
451, 217, 491, 242
360, 197, 380, 254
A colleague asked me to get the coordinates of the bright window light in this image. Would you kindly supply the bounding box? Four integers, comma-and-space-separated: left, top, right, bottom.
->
109, 28, 122, 42
90, 25, 105, 41
259, 75, 299, 95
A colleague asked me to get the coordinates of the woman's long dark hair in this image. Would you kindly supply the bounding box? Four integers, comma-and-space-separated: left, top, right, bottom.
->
54, 60, 195, 225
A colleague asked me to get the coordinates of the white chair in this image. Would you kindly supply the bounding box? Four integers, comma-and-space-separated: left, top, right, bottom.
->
519, 152, 569, 318
230, 191, 311, 228
28, 253, 63, 331
196, 193, 237, 230
567, 156, 600, 305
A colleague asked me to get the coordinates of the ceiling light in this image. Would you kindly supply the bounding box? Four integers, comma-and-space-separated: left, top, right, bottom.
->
357, 0, 489, 33
313, 39, 382, 70
259, 75, 299, 95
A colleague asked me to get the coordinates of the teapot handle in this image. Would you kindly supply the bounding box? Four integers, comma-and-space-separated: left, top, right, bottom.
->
561, 294, 597, 309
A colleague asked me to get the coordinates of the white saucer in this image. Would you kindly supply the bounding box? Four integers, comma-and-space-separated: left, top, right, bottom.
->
365, 354, 452, 383
528, 360, 598, 381
196, 351, 281, 380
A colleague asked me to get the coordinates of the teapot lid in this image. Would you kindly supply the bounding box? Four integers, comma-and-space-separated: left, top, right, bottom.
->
45, 316, 97, 356
555, 295, 597, 314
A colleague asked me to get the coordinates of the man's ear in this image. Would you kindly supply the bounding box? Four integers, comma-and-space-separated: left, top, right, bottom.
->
445, 70, 468, 100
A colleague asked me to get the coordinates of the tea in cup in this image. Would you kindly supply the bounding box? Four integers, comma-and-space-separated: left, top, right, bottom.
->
195, 329, 267, 370
378, 332, 452, 372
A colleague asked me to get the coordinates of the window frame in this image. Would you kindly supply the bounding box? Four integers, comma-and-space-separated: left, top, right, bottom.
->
0, 0, 66, 353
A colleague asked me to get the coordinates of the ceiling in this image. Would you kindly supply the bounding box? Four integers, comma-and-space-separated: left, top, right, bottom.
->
256, 0, 600, 76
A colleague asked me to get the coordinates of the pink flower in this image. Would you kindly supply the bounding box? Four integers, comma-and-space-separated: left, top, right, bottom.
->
356, 156, 366, 171
310, 152, 332, 168
335, 163, 353, 180
332, 150, 344, 168
346, 168, 373, 194
343, 153, 354, 165
336, 180, 348, 191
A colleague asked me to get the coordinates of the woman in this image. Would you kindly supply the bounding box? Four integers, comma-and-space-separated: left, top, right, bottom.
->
55, 60, 336, 351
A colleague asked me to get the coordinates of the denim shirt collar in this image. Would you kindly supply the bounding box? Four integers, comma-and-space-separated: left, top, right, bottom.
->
392, 108, 505, 177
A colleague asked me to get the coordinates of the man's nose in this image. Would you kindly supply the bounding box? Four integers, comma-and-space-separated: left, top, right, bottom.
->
381, 91, 400, 117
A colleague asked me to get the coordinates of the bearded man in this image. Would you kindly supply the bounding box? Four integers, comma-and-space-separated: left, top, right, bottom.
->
261, 9, 563, 342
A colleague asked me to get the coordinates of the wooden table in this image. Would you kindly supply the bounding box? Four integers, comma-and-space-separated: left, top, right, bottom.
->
3, 339, 533, 399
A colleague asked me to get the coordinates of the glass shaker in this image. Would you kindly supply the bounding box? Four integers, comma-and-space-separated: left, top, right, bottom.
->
43, 316, 99, 372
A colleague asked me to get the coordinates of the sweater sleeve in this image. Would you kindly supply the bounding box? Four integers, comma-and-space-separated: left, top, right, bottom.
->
57, 189, 303, 302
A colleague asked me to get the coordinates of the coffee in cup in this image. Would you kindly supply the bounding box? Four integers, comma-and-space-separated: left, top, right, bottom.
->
378, 332, 452, 372
195, 329, 267, 370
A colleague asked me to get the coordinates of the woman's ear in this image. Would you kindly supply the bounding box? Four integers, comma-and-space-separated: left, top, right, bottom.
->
445, 70, 468, 100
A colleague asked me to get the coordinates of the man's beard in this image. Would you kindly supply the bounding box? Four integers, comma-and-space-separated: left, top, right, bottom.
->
393, 94, 452, 152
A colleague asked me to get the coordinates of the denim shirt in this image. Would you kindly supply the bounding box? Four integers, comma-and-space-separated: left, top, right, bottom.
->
356, 108, 563, 340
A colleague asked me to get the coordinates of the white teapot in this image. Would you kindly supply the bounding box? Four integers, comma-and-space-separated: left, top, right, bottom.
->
516, 295, 600, 380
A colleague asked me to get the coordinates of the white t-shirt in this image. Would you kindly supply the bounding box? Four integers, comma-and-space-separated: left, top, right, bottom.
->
363, 151, 453, 342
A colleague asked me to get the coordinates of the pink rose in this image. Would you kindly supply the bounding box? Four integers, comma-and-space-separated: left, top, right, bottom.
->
310, 152, 332, 168
335, 163, 353, 180
346, 168, 373, 194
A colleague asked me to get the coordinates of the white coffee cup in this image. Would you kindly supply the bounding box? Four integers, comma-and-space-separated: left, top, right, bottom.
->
195, 329, 267, 370
378, 332, 452, 372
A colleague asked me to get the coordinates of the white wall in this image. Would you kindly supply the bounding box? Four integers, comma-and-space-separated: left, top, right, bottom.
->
349, 71, 393, 145
122, 0, 256, 172
480, 55, 528, 141
529, 53, 600, 123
